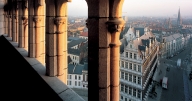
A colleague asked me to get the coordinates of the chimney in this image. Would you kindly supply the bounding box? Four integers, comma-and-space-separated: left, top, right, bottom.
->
136, 30, 140, 40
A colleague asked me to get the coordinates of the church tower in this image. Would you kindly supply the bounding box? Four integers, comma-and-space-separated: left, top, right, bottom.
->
177, 7, 182, 27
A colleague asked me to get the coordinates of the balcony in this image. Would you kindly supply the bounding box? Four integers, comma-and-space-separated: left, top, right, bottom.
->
0, 34, 84, 101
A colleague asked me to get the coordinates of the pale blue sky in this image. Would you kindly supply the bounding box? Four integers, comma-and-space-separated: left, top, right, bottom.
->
68, 0, 192, 17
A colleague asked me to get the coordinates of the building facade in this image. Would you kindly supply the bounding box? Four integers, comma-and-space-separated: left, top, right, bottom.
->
120, 31, 159, 101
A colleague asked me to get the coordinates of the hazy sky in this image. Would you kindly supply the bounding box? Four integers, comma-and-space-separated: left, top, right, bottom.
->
68, 0, 192, 17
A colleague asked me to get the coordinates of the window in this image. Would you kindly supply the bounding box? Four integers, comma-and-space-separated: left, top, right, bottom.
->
125, 85, 128, 93
137, 90, 141, 99
130, 44, 132, 48
138, 65, 141, 72
79, 82, 80, 86
121, 61, 124, 68
70, 81, 71, 85
133, 88, 136, 97
130, 53, 132, 58
121, 84, 124, 92
125, 98, 127, 101
129, 63, 132, 70
87, 75, 88, 81
121, 71, 124, 79
133, 75, 137, 83
75, 81, 77, 86
138, 77, 141, 85
121, 96, 123, 100
126, 52, 128, 57
129, 87, 132, 95
75, 75, 77, 80
129, 74, 132, 82
125, 62, 128, 68
83, 75, 85, 81
79, 76, 81, 80
134, 53, 137, 59
125, 73, 128, 80
134, 64, 136, 71
70, 75, 71, 79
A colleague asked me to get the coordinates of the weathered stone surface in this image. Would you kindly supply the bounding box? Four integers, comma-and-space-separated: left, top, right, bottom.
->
99, 87, 110, 101
46, 17, 56, 34
88, 0, 109, 17
46, 34, 57, 56
46, 56, 57, 76
99, 48, 110, 88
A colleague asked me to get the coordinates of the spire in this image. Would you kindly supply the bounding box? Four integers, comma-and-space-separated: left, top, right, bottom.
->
177, 7, 182, 26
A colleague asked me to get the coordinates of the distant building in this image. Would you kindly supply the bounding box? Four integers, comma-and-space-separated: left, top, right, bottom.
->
161, 33, 183, 58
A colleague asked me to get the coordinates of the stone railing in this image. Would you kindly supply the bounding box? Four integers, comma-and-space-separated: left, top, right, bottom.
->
3, 35, 85, 101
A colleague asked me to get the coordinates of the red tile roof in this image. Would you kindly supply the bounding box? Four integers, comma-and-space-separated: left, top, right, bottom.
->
80, 32, 88, 37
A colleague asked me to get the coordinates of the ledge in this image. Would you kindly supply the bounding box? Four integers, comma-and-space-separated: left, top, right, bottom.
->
1, 34, 85, 101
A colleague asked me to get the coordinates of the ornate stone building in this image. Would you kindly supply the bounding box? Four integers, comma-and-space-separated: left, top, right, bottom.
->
120, 30, 159, 101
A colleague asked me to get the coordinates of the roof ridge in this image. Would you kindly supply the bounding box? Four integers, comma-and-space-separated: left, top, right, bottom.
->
73, 64, 77, 73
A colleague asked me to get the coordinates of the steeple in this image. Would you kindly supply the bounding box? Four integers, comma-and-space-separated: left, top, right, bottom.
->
177, 7, 182, 27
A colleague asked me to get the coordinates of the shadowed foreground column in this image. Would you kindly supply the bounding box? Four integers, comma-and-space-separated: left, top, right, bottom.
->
87, 0, 111, 101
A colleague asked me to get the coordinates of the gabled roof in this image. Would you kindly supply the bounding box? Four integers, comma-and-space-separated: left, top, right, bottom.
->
68, 64, 84, 74
68, 38, 87, 48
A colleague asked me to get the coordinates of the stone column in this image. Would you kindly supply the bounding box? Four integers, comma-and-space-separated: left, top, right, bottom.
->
45, 0, 69, 84
18, 1, 24, 47
33, 16, 42, 62
4, 14, 8, 35
28, 0, 35, 57
107, 18, 124, 101
8, 14, 12, 37
107, 0, 125, 101
15, 9, 19, 42
28, 0, 45, 65
12, 9, 16, 42
23, 7, 28, 51
87, 0, 111, 101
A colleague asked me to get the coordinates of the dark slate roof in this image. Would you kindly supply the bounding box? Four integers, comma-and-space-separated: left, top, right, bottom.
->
120, 27, 129, 39
68, 42, 88, 56
68, 38, 87, 48
120, 38, 127, 53
134, 27, 145, 37
68, 64, 84, 74
141, 39, 150, 48
68, 56, 72, 64
68, 37, 81, 41
68, 48, 81, 55
0, 35, 62, 101
138, 45, 146, 51
83, 63, 88, 71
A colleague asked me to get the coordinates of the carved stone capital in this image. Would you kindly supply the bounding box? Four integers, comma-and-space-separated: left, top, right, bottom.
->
21, 16, 27, 20
33, 16, 41, 23
54, 17, 65, 25
106, 18, 125, 33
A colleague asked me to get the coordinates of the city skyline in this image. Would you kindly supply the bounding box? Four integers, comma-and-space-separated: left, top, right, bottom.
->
68, 0, 192, 17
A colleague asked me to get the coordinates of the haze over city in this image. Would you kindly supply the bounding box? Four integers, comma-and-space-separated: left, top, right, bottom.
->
68, 0, 192, 17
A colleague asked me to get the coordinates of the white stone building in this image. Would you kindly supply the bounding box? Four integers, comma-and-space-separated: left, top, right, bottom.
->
67, 64, 88, 89
120, 31, 159, 101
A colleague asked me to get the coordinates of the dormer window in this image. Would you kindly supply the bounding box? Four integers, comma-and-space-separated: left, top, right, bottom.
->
130, 44, 132, 48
